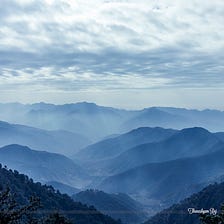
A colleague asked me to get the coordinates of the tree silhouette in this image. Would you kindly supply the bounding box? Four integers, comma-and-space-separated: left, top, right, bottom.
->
200, 204, 224, 224
0, 188, 72, 224
44, 212, 72, 224
0, 188, 40, 224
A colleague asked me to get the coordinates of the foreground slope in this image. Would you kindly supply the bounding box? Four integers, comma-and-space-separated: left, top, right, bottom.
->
73, 189, 148, 224
144, 182, 224, 224
0, 164, 120, 224
46, 181, 80, 195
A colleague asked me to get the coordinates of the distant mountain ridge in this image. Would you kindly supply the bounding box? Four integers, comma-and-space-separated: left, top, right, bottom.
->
121, 107, 187, 131
0, 120, 90, 156
1, 102, 224, 141
0, 102, 130, 141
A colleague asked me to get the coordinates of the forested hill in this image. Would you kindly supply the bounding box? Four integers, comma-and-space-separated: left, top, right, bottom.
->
73, 189, 148, 224
144, 182, 224, 224
0, 163, 121, 224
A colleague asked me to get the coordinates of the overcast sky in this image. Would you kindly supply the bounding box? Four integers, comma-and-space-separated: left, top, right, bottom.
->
0, 0, 223, 109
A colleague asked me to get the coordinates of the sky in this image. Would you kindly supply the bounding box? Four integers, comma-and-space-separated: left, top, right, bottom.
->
0, 0, 224, 109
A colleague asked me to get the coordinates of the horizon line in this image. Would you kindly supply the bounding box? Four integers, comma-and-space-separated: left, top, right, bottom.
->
0, 101, 224, 112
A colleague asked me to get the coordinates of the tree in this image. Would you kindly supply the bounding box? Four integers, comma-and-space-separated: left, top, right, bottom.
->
0, 188, 72, 224
44, 213, 72, 224
0, 188, 40, 224
200, 204, 224, 224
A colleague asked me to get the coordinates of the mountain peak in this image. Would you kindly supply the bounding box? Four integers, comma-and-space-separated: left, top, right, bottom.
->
0, 120, 10, 127
180, 127, 211, 135
76, 101, 97, 106
167, 127, 218, 144
0, 144, 31, 152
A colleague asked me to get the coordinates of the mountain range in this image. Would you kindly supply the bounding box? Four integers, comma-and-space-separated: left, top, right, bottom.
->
98, 145, 224, 210
1, 123, 224, 219
1, 102, 224, 141
73, 126, 224, 217
0, 102, 129, 141
1, 102, 224, 223
76, 127, 224, 177
93, 127, 222, 175
75, 126, 176, 163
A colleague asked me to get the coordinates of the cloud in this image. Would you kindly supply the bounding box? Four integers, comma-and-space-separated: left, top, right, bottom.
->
0, 0, 223, 106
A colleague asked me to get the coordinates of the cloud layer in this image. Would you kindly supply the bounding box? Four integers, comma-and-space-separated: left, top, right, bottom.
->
0, 0, 223, 107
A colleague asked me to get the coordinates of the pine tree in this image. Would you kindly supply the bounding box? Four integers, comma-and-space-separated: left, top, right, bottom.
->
0, 188, 72, 224
0, 188, 40, 224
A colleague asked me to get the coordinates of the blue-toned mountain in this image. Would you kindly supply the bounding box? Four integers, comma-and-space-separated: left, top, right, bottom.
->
0, 120, 90, 156
73, 189, 148, 224
75, 127, 176, 162
0, 144, 91, 189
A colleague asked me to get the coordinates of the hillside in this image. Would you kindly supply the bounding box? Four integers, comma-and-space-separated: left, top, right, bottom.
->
86, 127, 223, 176
214, 132, 224, 142
99, 147, 224, 209
144, 182, 224, 224
0, 164, 120, 224
0, 120, 90, 155
46, 181, 80, 195
0, 144, 91, 189
75, 127, 176, 162
72, 189, 148, 224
